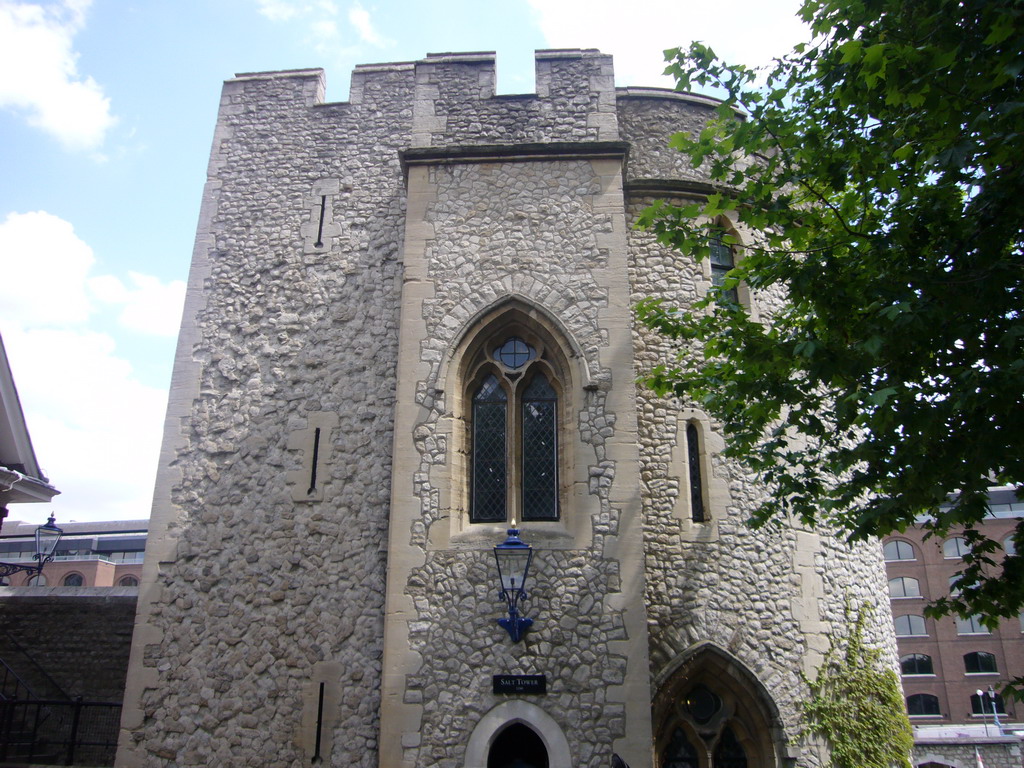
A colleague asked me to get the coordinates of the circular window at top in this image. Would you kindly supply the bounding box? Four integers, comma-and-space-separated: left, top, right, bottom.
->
685, 685, 722, 725
63, 573, 84, 587
494, 337, 536, 369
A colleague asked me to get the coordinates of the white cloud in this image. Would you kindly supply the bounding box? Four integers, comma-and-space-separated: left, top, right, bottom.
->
1, 326, 166, 522
0, 210, 95, 326
348, 3, 389, 48
0, 211, 184, 522
0, 0, 116, 151
252, 0, 388, 54
88, 272, 186, 337
255, 0, 302, 21
527, 0, 809, 88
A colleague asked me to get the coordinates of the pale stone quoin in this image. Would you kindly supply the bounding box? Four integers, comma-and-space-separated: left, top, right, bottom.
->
116, 50, 896, 768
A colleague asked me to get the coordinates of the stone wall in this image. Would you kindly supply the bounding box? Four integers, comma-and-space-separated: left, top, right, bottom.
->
0, 588, 136, 702
117, 65, 411, 768
118, 49, 899, 768
914, 738, 1024, 768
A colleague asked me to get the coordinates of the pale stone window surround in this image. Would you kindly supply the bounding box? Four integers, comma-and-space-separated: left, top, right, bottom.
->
652, 642, 791, 768
698, 216, 756, 318
669, 410, 727, 542
300, 179, 345, 253
434, 298, 593, 551
285, 411, 339, 502
463, 700, 572, 768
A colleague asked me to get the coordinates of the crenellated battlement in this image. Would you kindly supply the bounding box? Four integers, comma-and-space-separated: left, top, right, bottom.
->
217, 49, 722, 180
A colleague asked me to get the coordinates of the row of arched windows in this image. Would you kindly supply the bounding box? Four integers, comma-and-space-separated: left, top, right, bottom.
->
906, 692, 1006, 717
893, 613, 993, 636
900, 651, 999, 676
884, 534, 1017, 561
4, 573, 139, 587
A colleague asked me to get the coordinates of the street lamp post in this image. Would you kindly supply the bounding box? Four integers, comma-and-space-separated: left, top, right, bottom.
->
977, 689, 991, 736
493, 521, 534, 643
988, 685, 1003, 735
0, 514, 63, 582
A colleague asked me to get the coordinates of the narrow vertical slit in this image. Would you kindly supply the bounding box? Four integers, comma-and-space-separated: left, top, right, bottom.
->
307, 427, 321, 495
314, 195, 327, 248
312, 681, 325, 763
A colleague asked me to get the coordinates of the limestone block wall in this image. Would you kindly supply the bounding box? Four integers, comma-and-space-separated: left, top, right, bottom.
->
117, 65, 413, 768
381, 149, 650, 768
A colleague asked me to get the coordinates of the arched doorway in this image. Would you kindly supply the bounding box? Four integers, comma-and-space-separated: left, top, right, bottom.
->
487, 723, 549, 768
654, 645, 785, 768
464, 701, 572, 768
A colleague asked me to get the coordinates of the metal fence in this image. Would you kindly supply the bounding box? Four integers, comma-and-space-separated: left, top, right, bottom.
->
0, 698, 121, 766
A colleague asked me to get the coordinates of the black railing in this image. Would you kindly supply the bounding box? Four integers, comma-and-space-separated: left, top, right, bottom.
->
0, 658, 36, 703
0, 698, 120, 766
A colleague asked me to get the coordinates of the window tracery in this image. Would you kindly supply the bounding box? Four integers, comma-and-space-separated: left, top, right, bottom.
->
465, 332, 564, 524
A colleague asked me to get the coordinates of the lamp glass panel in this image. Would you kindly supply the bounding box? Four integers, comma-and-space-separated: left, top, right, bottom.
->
495, 547, 532, 593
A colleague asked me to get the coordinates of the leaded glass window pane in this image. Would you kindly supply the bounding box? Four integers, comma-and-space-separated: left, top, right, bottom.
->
661, 727, 699, 768
686, 423, 705, 523
709, 232, 738, 304
495, 337, 536, 369
713, 726, 748, 768
521, 373, 558, 521
472, 375, 507, 522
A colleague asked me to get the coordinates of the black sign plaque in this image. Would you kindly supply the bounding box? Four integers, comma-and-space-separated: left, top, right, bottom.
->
493, 674, 546, 695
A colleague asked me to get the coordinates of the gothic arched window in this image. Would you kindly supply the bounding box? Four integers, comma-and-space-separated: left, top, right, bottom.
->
709, 230, 738, 305
469, 335, 560, 523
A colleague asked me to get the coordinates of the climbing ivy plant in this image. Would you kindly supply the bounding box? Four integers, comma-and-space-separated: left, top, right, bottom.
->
801, 605, 913, 768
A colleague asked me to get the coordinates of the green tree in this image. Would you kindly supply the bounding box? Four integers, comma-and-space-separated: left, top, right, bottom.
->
801, 604, 913, 768
637, 0, 1023, 630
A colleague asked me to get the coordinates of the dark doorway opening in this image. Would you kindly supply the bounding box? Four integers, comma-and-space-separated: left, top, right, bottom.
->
487, 722, 549, 768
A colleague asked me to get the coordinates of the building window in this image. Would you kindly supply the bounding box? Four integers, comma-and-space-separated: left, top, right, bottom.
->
963, 652, 997, 674
888, 576, 922, 599
956, 615, 990, 635
883, 539, 916, 561
943, 537, 970, 559
62, 573, 84, 587
1004, 535, 1017, 556
970, 692, 1005, 715
118, 575, 139, 587
685, 423, 706, 523
907, 693, 941, 717
469, 336, 559, 523
900, 653, 934, 676
661, 727, 699, 768
894, 614, 927, 637
708, 230, 738, 304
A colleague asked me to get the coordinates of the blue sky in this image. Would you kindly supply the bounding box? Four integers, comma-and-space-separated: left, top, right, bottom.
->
0, 0, 807, 523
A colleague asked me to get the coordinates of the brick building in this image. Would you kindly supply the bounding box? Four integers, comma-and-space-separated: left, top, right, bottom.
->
884, 488, 1022, 728
0, 518, 146, 588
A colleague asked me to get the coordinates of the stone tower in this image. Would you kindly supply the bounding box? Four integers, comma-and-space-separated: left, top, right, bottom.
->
116, 50, 895, 768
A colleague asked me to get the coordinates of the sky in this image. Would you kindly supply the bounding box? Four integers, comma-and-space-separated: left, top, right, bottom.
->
0, 0, 810, 524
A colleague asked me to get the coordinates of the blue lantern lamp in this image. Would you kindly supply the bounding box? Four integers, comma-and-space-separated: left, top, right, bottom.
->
493, 521, 534, 643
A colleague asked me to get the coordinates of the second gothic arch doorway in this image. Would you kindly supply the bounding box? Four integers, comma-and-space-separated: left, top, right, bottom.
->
654, 645, 784, 768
